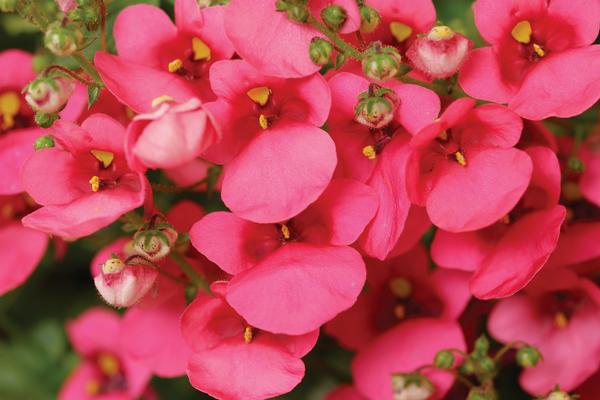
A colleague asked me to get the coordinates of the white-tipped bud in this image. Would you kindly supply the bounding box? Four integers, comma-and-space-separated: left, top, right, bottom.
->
355, 84, 398, 129
392, 373, 435, 400
94, 258, 158, 308
44, 22, 82, 56
25, 76, 75, 114
133, 226, 178, 261
362, 43, 403, 81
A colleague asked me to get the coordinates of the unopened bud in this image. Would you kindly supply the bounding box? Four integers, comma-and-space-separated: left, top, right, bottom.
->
362, 43, 403, 81
133, 225, 178, 261
516, 346, 542, 368
391, 373, 435, 400
26, 76, 75, 114
568, 157, 585, 173
544, 388, 574, 400
56, 0, 76, 13
355, 84, 398, 128
467, 386, 497, 400
0, 0, 17, 12
359, 6, 380, 33
34, 112, 59, 128
34, 135, 55, 150
406, 25, 472, 79
309, 37, 333, 66
473, 335, 490, 357
44, 22, 82, 56
94, 259, 158, 308
276, 0, 309, 23
321, 4, 347, 31
434, 350, 455, 369
478, 356, 496, 375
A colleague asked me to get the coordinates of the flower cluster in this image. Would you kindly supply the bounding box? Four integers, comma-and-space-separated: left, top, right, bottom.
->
1, 0, 600, 399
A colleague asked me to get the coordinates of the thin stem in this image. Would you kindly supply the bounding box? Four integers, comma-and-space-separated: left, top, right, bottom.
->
125, 255, 189, 286
307, 16, 363, 60
72, 52, 102, 84
452, 371, 475, 389
493, 341, 527, 362
170, 252, 211, 294
42, 65, 96, 85
97, 0, 107, 52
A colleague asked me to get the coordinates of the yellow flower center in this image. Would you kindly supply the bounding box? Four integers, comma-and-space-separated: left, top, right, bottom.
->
90, 149, 114, 169
89, 176, 101, 192
362, 145, 377, 160
454, 150, 467, 166
0, 91, 20, 130
511, 20, 532, 44
243, 326, 253, 343
168, 58, 183, 73
85, 379, 101, 395
554, 312, 568, 329
428, 25, 455, 40
258, 114, 269, 129
389, 22, 413, 43
280, 224, 291, 240
246, 86, 271, 107
389, 277, 412, 299
97, 352, 119, 376
532, 43, 545, 57
192, 37, 211, 61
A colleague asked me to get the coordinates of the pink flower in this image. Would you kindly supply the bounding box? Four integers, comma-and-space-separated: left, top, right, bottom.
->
352, 318, 466, 400
191, 179, 375, 335
95, 0, 234, 113
180, 282, 319, 399
579, 129, 600, 208
225, 0, 360, 78
94, 257, 159, 308
325, 244, 470, 350
407, 97, 533, 232
21, 114, 150, 239
459, 0, 600, 120
327, 72, 440, 259
125, 98, 220, 172
59, 308, 152, 400
488, 268, 600, 394
432, 146, 566, 299
203, 59, 336, 223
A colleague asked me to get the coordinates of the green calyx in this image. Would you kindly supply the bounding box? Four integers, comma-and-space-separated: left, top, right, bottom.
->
320, 4, 347, 31
34, 112, 59, 128
34, 135, 55, 150
516, 346, 542, 368
275, 0, 309, 23
359, 6, 380, 33
434, 350, 455, 369
309, 37, 333, 66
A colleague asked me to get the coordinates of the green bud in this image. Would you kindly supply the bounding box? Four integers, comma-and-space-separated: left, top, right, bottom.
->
34, 135, 55, 150
355, 84, 397, 129
44, 22, 82, 56
361, 42, 402, 81
391, 373, 435, 400
287, 3, 309, 23
473, 335, 490, 357
35, 112, 59, 128
568, 157, 585, 173
460, 357, 476, 375
309, 37, 333, 66
516, 346, 542, 368
434, 350, 455, 369
321, 4, 347, 31
544, 388, 574, 400
185, 285, 198, 303
467, 387, 497, 400
477, 356, 497, 380
359, 6, 380, 33
0, 0, 17, 12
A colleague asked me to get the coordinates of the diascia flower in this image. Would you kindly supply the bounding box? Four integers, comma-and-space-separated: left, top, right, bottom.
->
488, 268, 600, 394
432, 146, 566, 299
21, 114, 150, 238
190, 179, 375, 335
59, 308, 152, 400
325, 244, 470, 350
326, 72, 439, 259
202, 59, 336, 223
459, 0, 600, 120
407, 97, 533, 233
180, 282, 319, 399
95, 0, 234, 113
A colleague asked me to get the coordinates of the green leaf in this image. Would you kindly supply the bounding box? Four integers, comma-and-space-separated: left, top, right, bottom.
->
87, 85, 101, 109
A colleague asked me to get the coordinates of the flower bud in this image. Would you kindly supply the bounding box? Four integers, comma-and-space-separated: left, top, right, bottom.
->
276, 0, 309, 23
473, 335, 490, 357
34, 112, 59, 128
26, 76, 75, 114
359, 6, 381, 34
94, 258, 158, 308
406, 25, 472, 79
391, 373, 434, 400
543, 389, 574, 400
34, 134, 55, 150
321, 4, 347, 31
434, 350, 455, 369
44, 22, 82, 56
467, 386, 497, 400
568, 157, 585, 173
516, 346, 542, 368
355, 84, 398, 129
309, 37, 333, 66
362, 43, 403, 81
133, 225, 178, 261
0, 0, 17, 12
56, 0, 76, 13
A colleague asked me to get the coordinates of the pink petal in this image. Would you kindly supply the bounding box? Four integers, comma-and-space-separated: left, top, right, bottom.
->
166, 200, 205, 233
509, 46, 600, 120
487, 295, 549, 348
221, 122, 336, 223
546, 222, 600, 269
459, 47, 517, 104
224, 0, 322, 78
385, 81, 440, 135
460, 104, 523, 148
523, 146, 561, 208
368, 0, 436, 34
431, 228, 495, 272
547, 0, 600, 47
0, 128, 41, 195
0, 223, 48, 295
426, 147, 532, 232
66, 307, 121, 356
472, 0, 547, 44
330, 126, 376, 183
431, 268, 472, 320
388, 206, 431, 257
353, 318, 465, 400
58, 361, 103, 400
226, 243, 366, 335
327, 72, 368, 125
580, 144, 600, 207
0, 49, 34, 89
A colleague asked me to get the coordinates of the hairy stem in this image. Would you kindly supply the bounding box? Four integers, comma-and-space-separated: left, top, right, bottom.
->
307, 15, 363, 60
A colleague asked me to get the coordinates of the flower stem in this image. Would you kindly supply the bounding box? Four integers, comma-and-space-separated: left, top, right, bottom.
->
307, 15, 363, 60
42, 65, 96, 85
170, 252, 211, 294
72, 52, 102, 85
97, 0, 107, 52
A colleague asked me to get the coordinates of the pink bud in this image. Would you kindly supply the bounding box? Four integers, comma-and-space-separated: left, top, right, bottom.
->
406, 26, 472, 79
25, 76, 75, 114
94, 258, 158, 308
132, 226, 178, 261
56, 0, 76, 13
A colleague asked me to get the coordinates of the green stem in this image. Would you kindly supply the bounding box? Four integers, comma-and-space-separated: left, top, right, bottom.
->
42, 65, 96, 85
307, 16, 363, 60
170, 252, 211, 294
493, 341, 527, 362
72, 52, 102, 84
97, 0, 107, 52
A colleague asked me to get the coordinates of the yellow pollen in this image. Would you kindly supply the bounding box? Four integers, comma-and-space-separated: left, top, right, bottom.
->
246, 86, 271, 107
258, 114, 269, 129
280, 224, 291, 240
511, 20, 532, 44
85, 379, 101, 395
389, 21, 413, 43
192, 37, 211, 61
168, 58, 183, 73
243, 326, 253, 343
0, 91, 20, 129
98, 352, 119, 376
454, 151, 467, 166
389, 277, 412, 299
438, 130, 448, 141
554, 312, 568, 329
362, 145, 377, 160
394, 304, 406, 320
429, 25, 455, 40
89, 176, 101, 192
90, 149, 114, 168
533, 43, 545, 57
151, 95, 174, 108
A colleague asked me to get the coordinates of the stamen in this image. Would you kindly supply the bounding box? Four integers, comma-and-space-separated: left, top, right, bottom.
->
97, 352, 119, 376
389, 277, 412, 299
280, 224, 291, 240
102, 258, 124, 274
511, 21, 532, 44
258, 114, 269, 129
438, 130, 448, 141
246, 86, 271, 106
151, 95, 174, 108
192, 37, 211, 61
554, 312, 568, 329
168, 59, 183, 73
90, 149, 114, 168
0, 91, 20, 129
243, 326, 253, 343
389, 22, 413, 43
454, 150, 467, 166
89, 176, 101, 192
533, 43, 545, 57
428, 25, 454, 41
362, 145, 377, 160
85, 379, 101, 395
